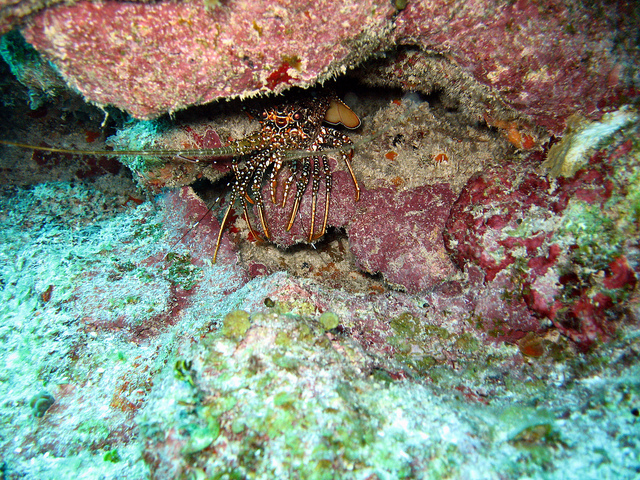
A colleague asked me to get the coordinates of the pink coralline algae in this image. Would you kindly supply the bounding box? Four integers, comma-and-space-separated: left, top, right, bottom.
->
9, 0, 635, 126
347, 183, 459, 293
251, 171, 461, 294
161, 186, 237, 265
388, 0, 639, 134
444, 130, 639, 348
20, 0, 396, 118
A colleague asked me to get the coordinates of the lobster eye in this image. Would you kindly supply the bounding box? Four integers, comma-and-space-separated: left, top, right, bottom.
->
293, 112, 301, 121
261, 110, 269, 119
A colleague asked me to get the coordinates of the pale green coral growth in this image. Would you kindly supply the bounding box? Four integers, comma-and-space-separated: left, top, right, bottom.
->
136, 308, 640, 479
319, 311, 339, 330
543, 107, 639, 177
221, 310, 251, 339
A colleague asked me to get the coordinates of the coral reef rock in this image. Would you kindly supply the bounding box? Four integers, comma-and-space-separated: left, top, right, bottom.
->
19, 0, 396, 118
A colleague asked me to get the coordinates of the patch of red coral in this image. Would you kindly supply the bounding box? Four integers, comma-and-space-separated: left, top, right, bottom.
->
348, 183, 458, 293
444, 140, 638, 348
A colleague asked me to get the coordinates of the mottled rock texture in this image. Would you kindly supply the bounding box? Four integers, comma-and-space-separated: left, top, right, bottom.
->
388, 0, 639, 134
19, 0, 396, 118
444, 117, 640, 348
347, 183, 459, 293
3, 0, 635, 129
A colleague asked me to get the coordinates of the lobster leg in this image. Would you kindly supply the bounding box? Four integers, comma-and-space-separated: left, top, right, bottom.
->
213, 202, 234, 263
343, 149, 360, 202
319, 155, 332, 241
308, 157, 321, 242
250, 155, 272, 240
281, 161, 298, 209
243, 199, 264, 244
286, 156, 312, 232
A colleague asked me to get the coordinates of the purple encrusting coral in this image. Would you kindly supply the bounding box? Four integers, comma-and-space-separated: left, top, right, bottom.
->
444, 112, 640, 348
347, 183, 459, 293
2, 0, 634, 133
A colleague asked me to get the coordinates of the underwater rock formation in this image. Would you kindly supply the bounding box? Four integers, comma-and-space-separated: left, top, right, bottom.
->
347, 183, 459, 293
1, 0, 633, 127
18, 0, 397, 118
445, 110, 640, 348
387, 0, 638, 134
1, 1, 640, 478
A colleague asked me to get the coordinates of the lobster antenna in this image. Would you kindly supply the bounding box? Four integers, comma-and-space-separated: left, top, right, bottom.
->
0, 140, 246, 158
163, 193, 224, 260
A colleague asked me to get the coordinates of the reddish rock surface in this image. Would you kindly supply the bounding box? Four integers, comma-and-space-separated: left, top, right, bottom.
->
348, 183, 458, 293
4, 0, 633, 131
444, 132, 639, 348
19, 0, 396, 118
391, 0, 638, 134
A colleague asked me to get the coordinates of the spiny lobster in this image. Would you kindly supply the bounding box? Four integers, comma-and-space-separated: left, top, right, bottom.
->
0, 93, 363, 262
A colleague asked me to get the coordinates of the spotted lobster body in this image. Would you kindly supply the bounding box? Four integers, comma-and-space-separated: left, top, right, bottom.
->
217, 94, 361, 261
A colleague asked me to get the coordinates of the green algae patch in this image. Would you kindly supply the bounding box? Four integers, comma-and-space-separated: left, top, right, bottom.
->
182, 418, 220, 454
222, 310, 251, 339
387, 311, 484, 376
164, 252, 202, 290
136, 306, 640, 480
103, 449, 121, 463
319, 311, 339, 330
139, 311, 475, 478
29, 390, 55, 418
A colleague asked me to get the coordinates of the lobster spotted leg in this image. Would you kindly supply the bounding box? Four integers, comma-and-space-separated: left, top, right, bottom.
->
255, 203, 270, 241
308, 156, 322, 242
317, 154, 333, 241
286, 155, 313, 232
268, 150, 286, 205
326, 127, 360, 202
242, 198, 264, 245
281, 161, 298, 209
248, 151, 273, 240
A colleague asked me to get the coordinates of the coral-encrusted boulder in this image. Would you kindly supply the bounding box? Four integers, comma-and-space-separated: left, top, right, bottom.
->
19, 0, 396, 118
388, 0, 638, 134
347, 183, 459, 293
8, 0, 636, 126
444, 112, 640, 348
